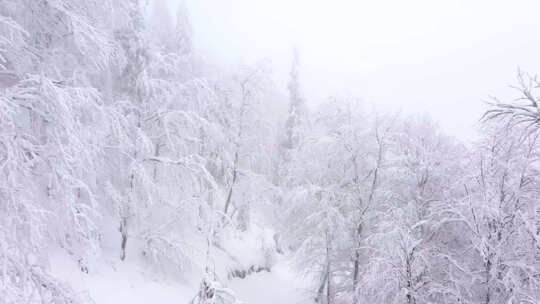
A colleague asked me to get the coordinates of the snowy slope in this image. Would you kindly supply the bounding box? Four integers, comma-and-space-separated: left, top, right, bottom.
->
49, 255, 307, 304
48, 226, 309, 304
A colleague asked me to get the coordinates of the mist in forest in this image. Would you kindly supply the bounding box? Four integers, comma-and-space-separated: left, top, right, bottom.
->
2, 1, 540, 304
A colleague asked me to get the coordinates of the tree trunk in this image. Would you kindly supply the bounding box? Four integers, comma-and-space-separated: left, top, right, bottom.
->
315, 268, 328, 303
120, 217, 128, 261
223, 151, 239, 215
352, 223, 362, 303
153, 142, 160, 180
485, 259, 492, 304
326, 231, 332, 304
406, 257, 415, 304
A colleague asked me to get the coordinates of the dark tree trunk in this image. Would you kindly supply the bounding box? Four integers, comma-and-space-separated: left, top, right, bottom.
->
120, 217, 128, 261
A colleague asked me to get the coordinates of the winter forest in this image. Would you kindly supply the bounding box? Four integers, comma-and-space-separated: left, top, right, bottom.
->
2, 1, 540, 304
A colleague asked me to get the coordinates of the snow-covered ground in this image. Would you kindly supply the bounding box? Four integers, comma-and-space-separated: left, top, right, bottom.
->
50, 255, 307, 304
49, 227, 309, 304
51, 251, 194, 304
229, 259, 310, 304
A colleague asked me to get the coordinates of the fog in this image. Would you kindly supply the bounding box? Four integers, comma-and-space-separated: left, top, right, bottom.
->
171, 0, 540, 140
6, 1, 540, 303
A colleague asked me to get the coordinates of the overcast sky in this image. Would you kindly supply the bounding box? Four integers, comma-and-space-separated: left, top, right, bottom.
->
169, 0, 540, 141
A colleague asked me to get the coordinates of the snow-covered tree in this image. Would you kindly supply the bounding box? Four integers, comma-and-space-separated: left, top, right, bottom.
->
0, 0, 120, 301
459, 120, 540, 303
283, 48, 307, 150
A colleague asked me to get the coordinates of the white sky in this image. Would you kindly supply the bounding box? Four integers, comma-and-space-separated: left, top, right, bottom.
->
171, 0, 540, 141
